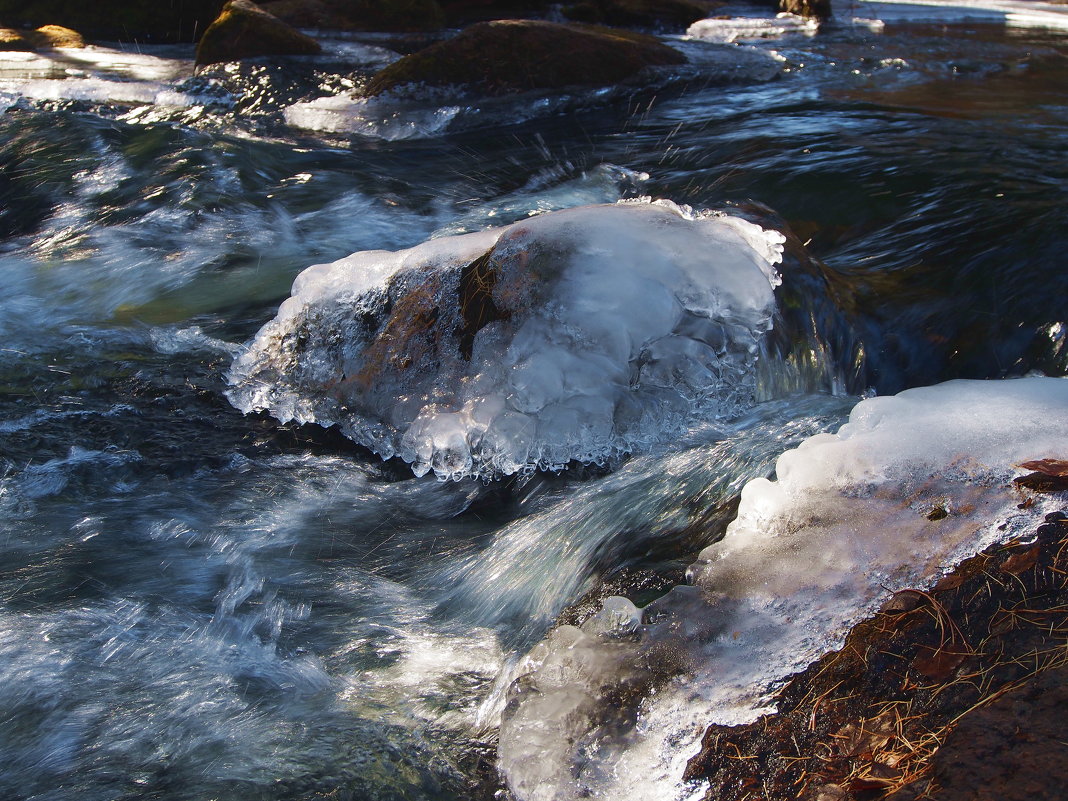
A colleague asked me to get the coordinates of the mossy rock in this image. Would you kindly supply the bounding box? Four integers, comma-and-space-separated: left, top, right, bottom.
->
195, 0, 322, 66
0, 0, 226, 42
563, 0, 721, 28
27, 24, 85, 47
0, 27, 35, 51
364, 19, 686, 96
260, 0, 445, 31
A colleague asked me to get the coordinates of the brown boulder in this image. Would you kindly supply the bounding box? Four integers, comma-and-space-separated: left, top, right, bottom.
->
27, 24, 85, 47
364, 19, 686, 96
195, 0, 322, 66
0, 27, 35, 50
779, 0, 831, 19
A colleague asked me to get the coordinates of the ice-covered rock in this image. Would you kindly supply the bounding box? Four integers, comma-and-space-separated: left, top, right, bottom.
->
687, 12, 820, 43
498, 376, 1068, 801
227, 200, 789, 479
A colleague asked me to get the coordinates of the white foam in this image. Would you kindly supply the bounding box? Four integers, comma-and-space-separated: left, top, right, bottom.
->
499, 376, 1068, 801
227, 200, 787, 479
1, 77, 199, 106
284, 93, 463, 139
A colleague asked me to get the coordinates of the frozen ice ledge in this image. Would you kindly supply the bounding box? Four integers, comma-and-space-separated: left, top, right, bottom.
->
498, 376, 1068, 801
227, 199, 844, 479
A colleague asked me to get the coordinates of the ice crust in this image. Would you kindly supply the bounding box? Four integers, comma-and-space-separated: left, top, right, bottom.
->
498, 377, 1068, 801
687, 13, 820, 43
227, 200, 786, 479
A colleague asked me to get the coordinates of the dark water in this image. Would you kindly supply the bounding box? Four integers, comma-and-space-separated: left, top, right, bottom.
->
0, 11, 1066, 801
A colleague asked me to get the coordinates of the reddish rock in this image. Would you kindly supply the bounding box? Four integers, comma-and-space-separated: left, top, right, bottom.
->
364, 19, 686, 96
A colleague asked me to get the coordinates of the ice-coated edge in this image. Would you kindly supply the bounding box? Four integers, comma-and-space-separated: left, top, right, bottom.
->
497, 376, 1068, 801
686, 13, 820, 44
226, 200, 788, 480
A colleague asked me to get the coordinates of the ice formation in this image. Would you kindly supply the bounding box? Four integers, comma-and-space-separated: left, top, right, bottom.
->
227, 200, 787, 479
498, 376, 1068, 801
687, 13, 820, 44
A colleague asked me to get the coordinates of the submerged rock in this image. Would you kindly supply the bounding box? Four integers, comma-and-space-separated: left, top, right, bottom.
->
195, 0, 321, 66
364, 19, 686, 96
260, 0, 446, 32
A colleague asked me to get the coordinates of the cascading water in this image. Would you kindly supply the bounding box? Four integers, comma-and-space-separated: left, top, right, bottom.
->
1, 3, 1067, 801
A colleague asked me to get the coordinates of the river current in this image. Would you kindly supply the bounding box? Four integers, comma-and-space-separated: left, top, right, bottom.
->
1, 4, 1067, 801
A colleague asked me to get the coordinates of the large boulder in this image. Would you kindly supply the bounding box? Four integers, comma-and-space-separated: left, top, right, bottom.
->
27, 24, 85, 47
259, 0, 445, 31
563, 0, 722, 29
0, 0, 226, 42
364, 19, 686, 97
195, 0, 321, 66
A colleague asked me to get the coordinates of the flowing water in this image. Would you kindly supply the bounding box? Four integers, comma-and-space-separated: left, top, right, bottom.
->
1, 5, 1067, 801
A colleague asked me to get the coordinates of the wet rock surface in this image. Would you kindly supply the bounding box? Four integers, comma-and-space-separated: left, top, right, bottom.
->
364, 19, 686, 96
196, 0, 322, 66
684, 498, 1068, 801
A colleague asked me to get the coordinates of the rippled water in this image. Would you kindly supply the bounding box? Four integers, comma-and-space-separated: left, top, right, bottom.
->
1, 7, 1067, 801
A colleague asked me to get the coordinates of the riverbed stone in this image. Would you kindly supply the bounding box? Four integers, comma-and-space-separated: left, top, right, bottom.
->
260, 0, 446, 31
779, 0, 832, 19
364, 19, 686, 96
0, 0, 226, 42
0, 27, 35, 50
27, 24, 85, 48
196, 0, 322, 66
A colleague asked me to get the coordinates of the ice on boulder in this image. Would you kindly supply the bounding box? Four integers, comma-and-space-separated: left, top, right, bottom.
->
498, 376, 1068, 801
687, 13, 820, 44
227, 200, 787, 479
